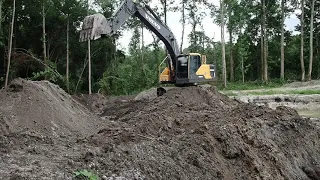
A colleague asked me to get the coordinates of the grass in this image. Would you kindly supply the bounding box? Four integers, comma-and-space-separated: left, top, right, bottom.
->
74, 169, 99, 180
214, 79, 286, 91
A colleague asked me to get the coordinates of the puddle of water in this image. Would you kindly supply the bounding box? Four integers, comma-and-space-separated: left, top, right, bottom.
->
297, 110, 320, 118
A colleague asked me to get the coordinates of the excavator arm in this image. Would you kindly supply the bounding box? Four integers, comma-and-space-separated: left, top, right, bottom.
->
80, 0, 180, 80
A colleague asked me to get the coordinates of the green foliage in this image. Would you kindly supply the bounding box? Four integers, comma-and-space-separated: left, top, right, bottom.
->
99, 47, 166, 95
30, 61, 67, 89
1, 0, 320, 94
74, 169, 99, 180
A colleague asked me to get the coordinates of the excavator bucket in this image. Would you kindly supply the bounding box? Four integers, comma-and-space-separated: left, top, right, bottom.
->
79, 13, 111, 42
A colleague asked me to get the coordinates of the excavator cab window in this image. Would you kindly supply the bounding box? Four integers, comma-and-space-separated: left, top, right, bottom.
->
176, 55, 188, 79
189, 54, 201, 76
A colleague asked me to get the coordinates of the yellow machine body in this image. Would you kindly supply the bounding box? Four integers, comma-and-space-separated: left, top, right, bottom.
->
159, 53, 216, 85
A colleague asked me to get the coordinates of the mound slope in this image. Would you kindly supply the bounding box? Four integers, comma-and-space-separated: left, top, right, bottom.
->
0, 78, 102, 138
82, 86, 320, 179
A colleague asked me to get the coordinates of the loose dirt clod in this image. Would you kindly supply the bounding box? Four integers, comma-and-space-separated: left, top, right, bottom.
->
0, 80, 319, 179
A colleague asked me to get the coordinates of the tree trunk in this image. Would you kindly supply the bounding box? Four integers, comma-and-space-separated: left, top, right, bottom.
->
241, 53, 244, 83
5, 0, 15, 87
88, 39, 91, 94
66, 17, 70, 92
141, 24, 145, 75
300, 0, 305, 81
220, 0, 226, 88
42, 0, 47, 65
180, 0, 185, 53
164, 0, 167, 25
317, 36, 319, 79
280, 0, 285, 80
229, 29, 234, 82
213, 42, 218, 79
192, 1, 197, 41
0, 0, 2, 42
87, 0, 91, 94
260, 33, 264, 80
0, 0, 4, 77
262, 0, 268, 82
307, 0, 315, 81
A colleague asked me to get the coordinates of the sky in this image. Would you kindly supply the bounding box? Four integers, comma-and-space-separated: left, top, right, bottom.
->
97, 0, 301, 53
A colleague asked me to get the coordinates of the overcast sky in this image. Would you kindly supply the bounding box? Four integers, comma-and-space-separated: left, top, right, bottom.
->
104, 0, 300, 53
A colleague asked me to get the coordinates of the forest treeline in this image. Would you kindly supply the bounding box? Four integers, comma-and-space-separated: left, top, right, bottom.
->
0, 0, 319, 95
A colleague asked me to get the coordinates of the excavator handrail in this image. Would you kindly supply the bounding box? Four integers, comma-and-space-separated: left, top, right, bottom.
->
158, 55, 168, 78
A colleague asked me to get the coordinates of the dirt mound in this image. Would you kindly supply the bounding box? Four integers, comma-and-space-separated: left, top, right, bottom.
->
0, 78, 102, 138
73, 86, 320, 179
1, 83, 320, 179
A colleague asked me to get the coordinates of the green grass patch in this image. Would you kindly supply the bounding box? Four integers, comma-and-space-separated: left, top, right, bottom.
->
74, 169, 99, 180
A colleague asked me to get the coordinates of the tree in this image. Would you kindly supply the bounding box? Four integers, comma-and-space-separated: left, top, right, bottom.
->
262, 0, 268, 82
0, 0, 3, 79
221, 0, 226, 88
225, 0, 237, 82
87, 0, 92, 94
66, 15, 70, 92
307, 0, 315, 81
180, 0, 186, 52
5, 0, 15, 87
300, 0, 305, 81
42, 0, 47, 67
280, 0, 285, 80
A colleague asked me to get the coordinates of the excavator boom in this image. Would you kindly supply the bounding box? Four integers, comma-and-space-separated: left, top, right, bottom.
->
80, 0, 179, 81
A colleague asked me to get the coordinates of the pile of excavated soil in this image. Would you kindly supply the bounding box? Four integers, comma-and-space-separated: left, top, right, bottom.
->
0, 78, 102, 138
0, 81, 319, 179
80, 86, 320, 179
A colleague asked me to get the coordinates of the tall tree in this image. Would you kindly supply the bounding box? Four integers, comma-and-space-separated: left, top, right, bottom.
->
87, 0, 92, 94
226, 0, 237, 82
0, 0, 2, 46
280, 0, 285, 80
0, 0, 3, 78
307, 0, 315, 81
42, 0, 47, 66
180, 0, 186, 52
262, 0, 268, 82
66, 16, 70, 92
5, 0, 15, 87
221, 0, 226, 87
300, 0, 305, 81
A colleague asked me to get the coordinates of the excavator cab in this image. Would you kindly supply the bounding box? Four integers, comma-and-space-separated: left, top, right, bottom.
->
159, 53, 216, 85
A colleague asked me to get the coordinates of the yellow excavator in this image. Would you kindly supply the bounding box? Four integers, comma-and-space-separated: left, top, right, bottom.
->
80, 0, 216, 96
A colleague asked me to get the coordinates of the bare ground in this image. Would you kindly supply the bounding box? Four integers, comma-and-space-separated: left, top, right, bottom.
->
0, 79, 319, 179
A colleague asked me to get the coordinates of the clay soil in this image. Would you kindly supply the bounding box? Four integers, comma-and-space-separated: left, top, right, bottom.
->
0, 78, 320, 180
